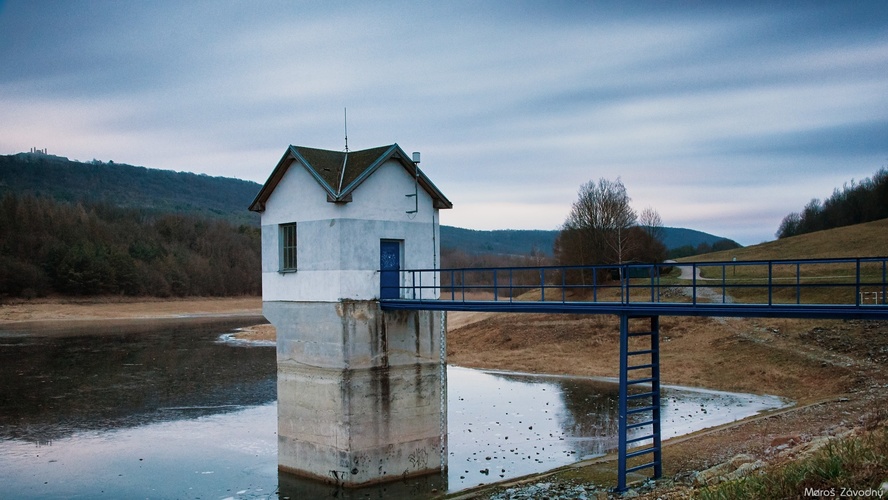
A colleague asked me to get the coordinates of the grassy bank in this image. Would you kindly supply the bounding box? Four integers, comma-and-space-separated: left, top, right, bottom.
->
698, 427, 888, 500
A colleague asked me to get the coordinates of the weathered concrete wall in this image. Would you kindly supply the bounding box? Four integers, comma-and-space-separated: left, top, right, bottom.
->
266, 300, 446, 486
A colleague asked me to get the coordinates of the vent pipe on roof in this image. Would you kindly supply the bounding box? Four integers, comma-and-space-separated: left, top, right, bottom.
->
406, 151, 420, 215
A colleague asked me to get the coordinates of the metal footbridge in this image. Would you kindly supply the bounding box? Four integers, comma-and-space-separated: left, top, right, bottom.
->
379, 257, 888, 491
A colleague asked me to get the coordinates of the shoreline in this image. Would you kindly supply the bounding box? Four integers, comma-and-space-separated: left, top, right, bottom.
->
0, 296, 263, 323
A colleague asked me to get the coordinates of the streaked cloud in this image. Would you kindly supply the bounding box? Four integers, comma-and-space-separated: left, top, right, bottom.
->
1, 1, 886, 245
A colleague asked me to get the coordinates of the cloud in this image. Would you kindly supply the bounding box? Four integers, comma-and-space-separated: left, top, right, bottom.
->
1, 1, 886, 245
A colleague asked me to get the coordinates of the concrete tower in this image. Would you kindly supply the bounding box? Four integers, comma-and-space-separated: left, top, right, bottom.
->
249, 144, 452, 487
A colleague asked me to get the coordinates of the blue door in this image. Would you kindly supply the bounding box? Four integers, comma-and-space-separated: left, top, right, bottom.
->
380, 240, 401, 299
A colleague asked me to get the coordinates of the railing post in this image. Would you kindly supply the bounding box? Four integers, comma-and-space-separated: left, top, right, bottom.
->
796, 262, 801, 305
692, 264, 697, 306
880, 259, 888, 305
655, 264, 663, 302
768, 262, 773, 306
540, 268, 545, 302
593, 267, 598, 302
622, 265, 628, 304
493, 269, 498, 302
650, 265, 656, 303
856, 259, 861, 306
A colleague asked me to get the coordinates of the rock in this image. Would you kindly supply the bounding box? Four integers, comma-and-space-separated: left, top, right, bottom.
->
725, 460, 765, 481
769, 434, 802, 448
693, 454, 756, 486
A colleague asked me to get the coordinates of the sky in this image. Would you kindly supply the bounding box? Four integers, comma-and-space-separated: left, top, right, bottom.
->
1, 1, 886, 245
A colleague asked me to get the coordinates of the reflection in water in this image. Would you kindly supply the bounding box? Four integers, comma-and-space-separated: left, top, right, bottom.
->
0, 317, 275, 443
447, 368, 786, 490
0, 319, 787, 498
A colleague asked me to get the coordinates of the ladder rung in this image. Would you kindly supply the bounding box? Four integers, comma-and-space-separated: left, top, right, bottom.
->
626, 461, 659, 474
626, 447, 657, 460
628, 332, 653, 337
627, 349, 654, 356
626, 434, 654, 444
627, 391, 657, 400
627, 405, 657, 415
627, 377, 654, 385
628, 363, 655, 371
627, 420, 654, 430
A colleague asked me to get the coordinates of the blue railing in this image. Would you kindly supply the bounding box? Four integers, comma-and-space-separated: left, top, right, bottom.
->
381, 257, 888, 319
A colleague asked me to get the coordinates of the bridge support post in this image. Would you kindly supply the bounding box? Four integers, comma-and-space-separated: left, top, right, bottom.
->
617, 314, 662, 491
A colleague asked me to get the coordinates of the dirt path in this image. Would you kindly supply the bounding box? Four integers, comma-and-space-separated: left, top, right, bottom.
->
674, 263, 734, 304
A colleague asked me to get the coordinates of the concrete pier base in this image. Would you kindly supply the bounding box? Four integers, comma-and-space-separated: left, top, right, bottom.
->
265, 300, 446, 487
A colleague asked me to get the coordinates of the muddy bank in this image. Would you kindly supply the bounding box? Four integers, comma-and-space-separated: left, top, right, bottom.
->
0, 296, 262, 323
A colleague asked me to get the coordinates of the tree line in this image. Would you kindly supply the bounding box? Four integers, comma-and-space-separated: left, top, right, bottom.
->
776, 167, 888, 239
0, 194, 260, 299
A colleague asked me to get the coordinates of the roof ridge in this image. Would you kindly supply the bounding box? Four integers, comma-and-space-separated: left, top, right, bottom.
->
337, 151, 348, 195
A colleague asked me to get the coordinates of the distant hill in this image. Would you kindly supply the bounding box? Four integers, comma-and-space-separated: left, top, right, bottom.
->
441, 227, 557, 257
441, 225, 736, 257
0, 152, 261, 226
1, 152, 738, 257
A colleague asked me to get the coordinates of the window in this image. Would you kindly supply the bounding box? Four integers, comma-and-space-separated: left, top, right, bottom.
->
280, 223, 297, 271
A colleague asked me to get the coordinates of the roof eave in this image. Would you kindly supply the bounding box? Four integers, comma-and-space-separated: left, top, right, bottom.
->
248, 147, 296, 213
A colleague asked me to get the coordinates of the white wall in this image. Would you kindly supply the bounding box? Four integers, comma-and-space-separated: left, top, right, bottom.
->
260, 158, 442, 302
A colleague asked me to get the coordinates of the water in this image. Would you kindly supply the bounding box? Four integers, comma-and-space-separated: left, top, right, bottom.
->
0, 317, 787, 498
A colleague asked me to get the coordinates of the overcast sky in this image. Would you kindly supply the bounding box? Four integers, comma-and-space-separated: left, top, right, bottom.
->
1, 1, 886, 245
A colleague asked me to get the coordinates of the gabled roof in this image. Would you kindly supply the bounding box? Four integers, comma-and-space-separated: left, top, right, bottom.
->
249, 143, 452, 213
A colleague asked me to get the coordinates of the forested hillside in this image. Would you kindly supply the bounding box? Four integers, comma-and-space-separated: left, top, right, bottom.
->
0, 194, 260, 298
0, 153, 260, 226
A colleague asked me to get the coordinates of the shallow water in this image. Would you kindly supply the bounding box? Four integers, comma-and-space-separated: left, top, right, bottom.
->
0, 317, 787, 498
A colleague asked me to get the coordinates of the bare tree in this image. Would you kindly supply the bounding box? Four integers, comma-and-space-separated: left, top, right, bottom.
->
633, 206, 667, 262
559, 177, 637, 265
639, 206, 663, 242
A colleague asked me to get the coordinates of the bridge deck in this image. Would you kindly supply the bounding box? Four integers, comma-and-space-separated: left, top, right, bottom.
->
380, 257, 888, 320
381, 299, 888, 319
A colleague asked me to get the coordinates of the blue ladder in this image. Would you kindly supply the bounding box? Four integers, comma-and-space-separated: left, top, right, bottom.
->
617, 315, 662, 491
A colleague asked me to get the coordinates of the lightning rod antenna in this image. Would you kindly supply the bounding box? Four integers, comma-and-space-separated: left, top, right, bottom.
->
344, 107, 349, 152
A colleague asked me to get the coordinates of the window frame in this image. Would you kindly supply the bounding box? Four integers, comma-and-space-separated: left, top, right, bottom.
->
279, 222, 298, 272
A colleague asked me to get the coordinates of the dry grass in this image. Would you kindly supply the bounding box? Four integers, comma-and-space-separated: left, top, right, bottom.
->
685, 218, 888, 262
